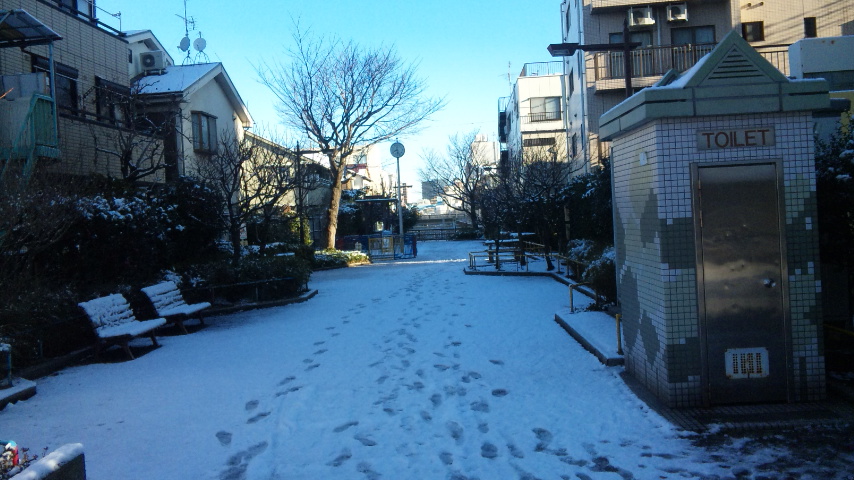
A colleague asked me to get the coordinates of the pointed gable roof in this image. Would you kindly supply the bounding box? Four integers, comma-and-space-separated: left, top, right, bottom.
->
136, 63, 252, 127
599, 30, 831, 140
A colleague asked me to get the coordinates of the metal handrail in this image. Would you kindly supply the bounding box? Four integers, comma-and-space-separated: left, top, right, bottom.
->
590, 42, 790, 81
1, 94, 58, 184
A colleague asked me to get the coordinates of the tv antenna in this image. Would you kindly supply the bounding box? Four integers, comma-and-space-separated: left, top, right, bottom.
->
176, 0, 208, 64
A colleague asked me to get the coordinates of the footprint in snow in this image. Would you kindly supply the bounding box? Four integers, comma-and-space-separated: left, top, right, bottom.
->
492, 389, 509, 397
215, 430, 232, 446
508, 443, 525, 459
489, 359, 504, 365
439, 451, 454, 465
333, 421, 359, 433
430, 393, 442, 408
246, 412, 271, 424
278, 376, 296, 386
470, 400, 490, 413
446, 421, 464, 443
274, 386, 301, 397
305, 363, 320, 371
245, 400, 259, 411
356, 462, 381, 480
533, 428, 553, 452
314, 349, 328, 355
327, 448, 352, 467
481, 442, 498, 459
354, 434, 377, 446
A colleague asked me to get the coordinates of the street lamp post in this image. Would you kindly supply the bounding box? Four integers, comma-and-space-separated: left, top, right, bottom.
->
390, 141, 406, 238
547, 20, 640, 99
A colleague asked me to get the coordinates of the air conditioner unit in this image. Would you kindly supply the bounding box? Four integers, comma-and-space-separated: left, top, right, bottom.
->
139, 51, 165, 72
628, 7, 655, 28
666, 3, 688, 22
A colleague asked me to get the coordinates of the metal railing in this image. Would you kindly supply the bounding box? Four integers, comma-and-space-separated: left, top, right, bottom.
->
520, 62, 564, 77
468, 250, 530, 272
522, 112, 562, 124
1, 94, 59, 184
589, 43, 790, 82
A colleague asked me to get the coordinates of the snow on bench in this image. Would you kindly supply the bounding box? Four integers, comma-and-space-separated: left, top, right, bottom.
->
78, 294, 166, 360
141, 281, 210, 335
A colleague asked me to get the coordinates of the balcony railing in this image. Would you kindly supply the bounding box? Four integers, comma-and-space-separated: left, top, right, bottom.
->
590, 43, 790, 86
520, 62, 564, 77
522, 112, 562, 124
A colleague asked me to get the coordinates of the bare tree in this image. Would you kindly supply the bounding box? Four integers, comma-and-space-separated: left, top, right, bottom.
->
419, 131, 495, 230
515, 145, 578, 269
257, 27, 444, 249
82, 83, 176, 183
194, 133, 297, 264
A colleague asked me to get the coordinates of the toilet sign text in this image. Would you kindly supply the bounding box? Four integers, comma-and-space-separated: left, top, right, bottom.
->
697, 127, 775, 150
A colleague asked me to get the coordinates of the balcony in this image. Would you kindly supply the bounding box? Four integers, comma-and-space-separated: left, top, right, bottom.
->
590, 0, 726, 13
589, 43, 790, 92
522, 112, 562, 124
519, 62, 563, 77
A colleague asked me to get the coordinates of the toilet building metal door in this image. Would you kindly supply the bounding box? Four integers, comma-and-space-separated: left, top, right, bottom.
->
694, 162, 790, 404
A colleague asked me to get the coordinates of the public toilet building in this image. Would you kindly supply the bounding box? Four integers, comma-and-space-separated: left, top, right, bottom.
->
599, 31, 831, 407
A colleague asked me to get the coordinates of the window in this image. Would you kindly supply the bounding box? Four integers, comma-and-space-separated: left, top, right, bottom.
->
804, 17, 817, 38
56, 0, 96, 21
31, 55, 78, 114
95, 77, 129, 126
529, 97, 561, 122
571, 134, 578, 158
191, 112, 217, 153
671, 26, 715, 45
523, 137, 556, 147
742, 21, 765, 42
671, 26, 716, 71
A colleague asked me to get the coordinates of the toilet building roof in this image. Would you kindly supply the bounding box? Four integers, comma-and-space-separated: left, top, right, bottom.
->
599, 30, 831, 141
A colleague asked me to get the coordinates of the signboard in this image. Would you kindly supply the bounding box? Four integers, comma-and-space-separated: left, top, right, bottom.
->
697, 127, 775, 150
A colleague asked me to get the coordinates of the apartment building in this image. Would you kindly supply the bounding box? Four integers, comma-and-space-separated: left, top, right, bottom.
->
498, 61, 570, 175
560, 0, 854, 169
0, 0, 155, 180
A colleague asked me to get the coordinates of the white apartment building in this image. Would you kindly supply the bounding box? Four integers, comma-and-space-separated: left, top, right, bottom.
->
498, 61, 570, 174
560, 0, 854, 169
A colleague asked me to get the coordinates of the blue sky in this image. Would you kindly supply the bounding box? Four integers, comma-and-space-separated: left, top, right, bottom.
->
108, 0, 562, 198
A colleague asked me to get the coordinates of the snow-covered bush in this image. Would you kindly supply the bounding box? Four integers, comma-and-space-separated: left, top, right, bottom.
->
815, 116, 854, 320
451, 228, 481, 240
566, 239, 598, 265
581, 246, 617, 305
313, 249, 370, 269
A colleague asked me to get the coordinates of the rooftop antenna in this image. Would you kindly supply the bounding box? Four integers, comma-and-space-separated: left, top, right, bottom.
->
176, 0, 201, 65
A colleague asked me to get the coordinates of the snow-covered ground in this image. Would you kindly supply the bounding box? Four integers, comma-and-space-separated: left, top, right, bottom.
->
1, 240, 851, 479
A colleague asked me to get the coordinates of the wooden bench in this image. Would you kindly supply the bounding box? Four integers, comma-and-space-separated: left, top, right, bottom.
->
141, 281, 210, 335
78, 294, 166, 360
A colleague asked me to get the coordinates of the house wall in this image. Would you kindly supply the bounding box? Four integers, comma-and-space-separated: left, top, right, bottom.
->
612, 111, 825, 406
740, 0, 854, 42
178, 75, 245, 176
0, 0, 165, 180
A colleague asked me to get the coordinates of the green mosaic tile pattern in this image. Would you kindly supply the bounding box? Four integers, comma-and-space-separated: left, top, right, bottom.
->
612, 112, 826, 407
